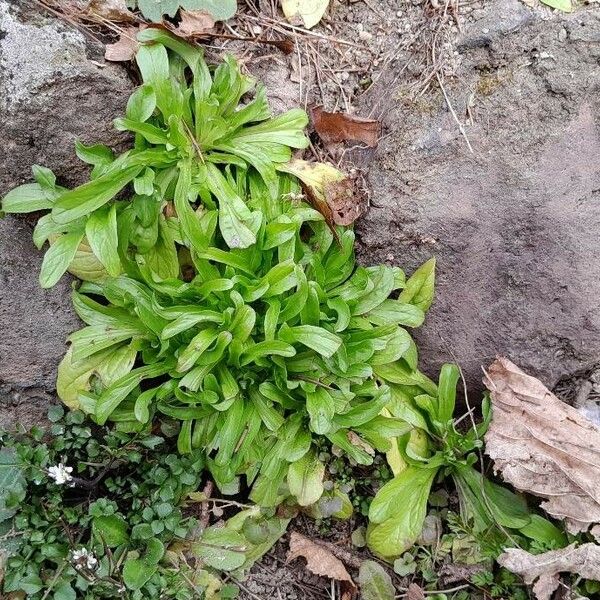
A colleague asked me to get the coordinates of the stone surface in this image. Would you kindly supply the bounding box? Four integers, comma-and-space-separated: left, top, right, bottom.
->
0, 0, 132, 193
355, 3, 600, 392
0, 0, 133, 426
0, 216, 80, 428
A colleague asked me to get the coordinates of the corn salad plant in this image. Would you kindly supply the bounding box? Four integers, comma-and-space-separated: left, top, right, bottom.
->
1, 28, 441, 580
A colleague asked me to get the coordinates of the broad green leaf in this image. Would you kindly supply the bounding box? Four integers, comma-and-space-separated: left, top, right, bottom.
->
126, 84, 157, 122
368, 466, 437, 551
1, 183, 53, 213
367, 300, 424, 327
123, 558, 157, 591
192, 527, 247, 571
240, 341, 296, 365
519, 514, 567, 546
306, 387, 335, 435
279, 325, 341, 357
85, 204, 121, 277
540, 0, 572, 11
358, 560, 395, 600
39, 231, 84, 288
52, 164, 143, 224
92, 514, 129, 547
95, 363, 170, 424
399, 258, 435, 311
353, 266, 395, 315
0, 448, 26, 521
75, 141, 115, 166
176, 328, 219, 372
437, 363, 459, 424
287, 450, 324, 506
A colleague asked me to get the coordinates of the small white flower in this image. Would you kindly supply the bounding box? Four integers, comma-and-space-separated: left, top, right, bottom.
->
71, 548, 98, 571
47, 463, 73, 485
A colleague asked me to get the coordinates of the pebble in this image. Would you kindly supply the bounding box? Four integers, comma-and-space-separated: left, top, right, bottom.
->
558, 27, 567, 42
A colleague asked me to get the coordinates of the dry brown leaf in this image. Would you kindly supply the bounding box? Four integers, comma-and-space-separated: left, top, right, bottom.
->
483, 357, 600, 533
311, 106, 380, 148
347, 431, 375, 456
87, 0, 136, 22
287, 531, 356, 590
105, 27, 140, 62
499, 543, 600, 600
407, 583, 426, 600
174, 9, 215, 37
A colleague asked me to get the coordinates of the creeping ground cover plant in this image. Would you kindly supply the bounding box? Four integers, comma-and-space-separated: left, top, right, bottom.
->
1, 28, 575, 599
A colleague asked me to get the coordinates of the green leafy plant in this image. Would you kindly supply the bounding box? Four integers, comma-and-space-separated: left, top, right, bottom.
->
2, 28, 307, 288
366, 364, 568, 560
0, 407, 291, 599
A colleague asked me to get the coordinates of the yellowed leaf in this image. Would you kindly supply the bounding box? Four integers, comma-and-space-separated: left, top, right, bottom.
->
499, 543, 600, 600
287, 531, 356, 588
281, 0, 330, 29
483, 357, 600, 534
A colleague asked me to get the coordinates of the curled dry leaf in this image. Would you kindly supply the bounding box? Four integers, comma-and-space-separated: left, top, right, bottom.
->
87, 0, 136, 22
279, 159, 368, 227
172, 9, 215, 38
287, 531, 356, 591
105, 27, 140, 62
499, 543, 600, 600
311, 106, 380, 148
483, 357, 600, 533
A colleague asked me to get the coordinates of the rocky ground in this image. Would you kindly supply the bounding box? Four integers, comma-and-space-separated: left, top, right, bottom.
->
1, 0, 600, 595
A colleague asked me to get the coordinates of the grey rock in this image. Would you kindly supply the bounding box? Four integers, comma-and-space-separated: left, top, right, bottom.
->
458, 0, 534, 49
0, 0, 133, 194
0, 216, 80, 427
0, 1, 133, 426
356, 7, 600, 392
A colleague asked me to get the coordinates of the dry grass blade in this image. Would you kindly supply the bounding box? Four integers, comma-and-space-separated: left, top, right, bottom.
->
483, 357, 600, 533
287, 531, 356, 589
498, 543, 600, 600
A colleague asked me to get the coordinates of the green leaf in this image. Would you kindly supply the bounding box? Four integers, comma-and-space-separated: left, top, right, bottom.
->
52, 164, 143, 224
93, 514, 129, 547
192, 527, 247, 571
279, 325, 342, 358
540, 0, 572, 12
85, 204, 121, 277
126, 85, 157, 122
75, 141, 115, 166
306, 387, 335, 435
519, 514, 567, 546
53, 582, 77, 600
1, 183, 53, 213
358, 560, 395, 600
398, 258, 435, 311
39, 231, 84, 288
437, 363, 460, 424
123, 558, 157, 591
367, 300, 425, 327
367, 465, 437, 558
240, 341, 296, 365
0, 448, 26, 521
95, 363, 170, 424
287, 450, 324, 506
